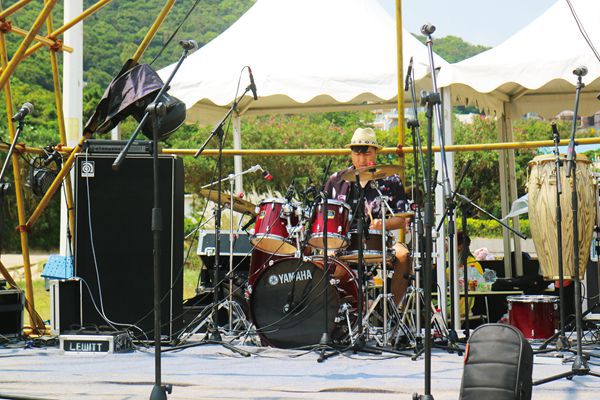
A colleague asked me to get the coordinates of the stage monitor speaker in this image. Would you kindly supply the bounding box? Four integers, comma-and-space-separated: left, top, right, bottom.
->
74, 153, 184, 341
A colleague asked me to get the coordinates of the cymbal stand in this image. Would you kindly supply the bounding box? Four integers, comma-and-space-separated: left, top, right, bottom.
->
200, 164, 264, 333
534, 67, 600, 385
192, 73, 256, 358
362, 184, 413, 349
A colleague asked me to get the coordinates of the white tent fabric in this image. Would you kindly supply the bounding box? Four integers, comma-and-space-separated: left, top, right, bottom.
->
438, 0, 600, 118
159, 0, 448, 125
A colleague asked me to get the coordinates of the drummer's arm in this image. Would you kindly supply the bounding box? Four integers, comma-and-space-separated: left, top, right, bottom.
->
369, 216, 404, 231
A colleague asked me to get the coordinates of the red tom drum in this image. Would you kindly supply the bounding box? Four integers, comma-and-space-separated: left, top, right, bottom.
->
251, 198, 298, 255
307, 199, 351, 250
507, 295, 558, 340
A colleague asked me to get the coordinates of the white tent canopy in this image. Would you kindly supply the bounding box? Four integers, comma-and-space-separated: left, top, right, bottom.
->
159, 0, 448, 125
438, 0, 600, 118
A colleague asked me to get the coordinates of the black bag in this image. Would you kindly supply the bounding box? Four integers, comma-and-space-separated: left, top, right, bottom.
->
460, 323, 533, 400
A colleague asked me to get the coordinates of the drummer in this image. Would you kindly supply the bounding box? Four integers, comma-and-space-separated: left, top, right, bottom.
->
324, 127, 411, 306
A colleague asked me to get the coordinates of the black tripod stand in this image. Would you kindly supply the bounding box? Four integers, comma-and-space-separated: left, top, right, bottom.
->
534, 66, 600, 385
112, 42, 196, 400
535, 123, 573, 355
190, 68, 256, 358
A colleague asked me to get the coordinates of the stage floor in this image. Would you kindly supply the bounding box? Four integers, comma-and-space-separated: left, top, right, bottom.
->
1, 338, 600, 399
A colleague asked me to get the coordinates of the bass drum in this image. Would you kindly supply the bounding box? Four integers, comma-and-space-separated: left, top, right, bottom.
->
249, 256, 359, 349
527, 154, 596, 279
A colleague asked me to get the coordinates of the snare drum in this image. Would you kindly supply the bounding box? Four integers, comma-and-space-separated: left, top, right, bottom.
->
507, 295, 558, 339
336, 229, 394, 264
250, 198, 298, 255
307, 199, 351, 250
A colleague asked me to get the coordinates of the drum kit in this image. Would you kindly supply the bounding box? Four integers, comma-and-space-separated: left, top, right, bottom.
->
193, 164, 415, 350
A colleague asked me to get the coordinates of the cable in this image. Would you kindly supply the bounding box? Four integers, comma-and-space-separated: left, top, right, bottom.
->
149, 0, 203, 66
565, 0, 600, 63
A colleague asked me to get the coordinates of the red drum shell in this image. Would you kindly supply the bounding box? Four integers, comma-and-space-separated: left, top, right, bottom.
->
307, 200, 351, 250
507, 295, 558, 340
251, 199, 298, 255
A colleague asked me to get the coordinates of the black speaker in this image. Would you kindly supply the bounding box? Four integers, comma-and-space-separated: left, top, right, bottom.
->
0, 289, 24, 337
74, 153, 184, 341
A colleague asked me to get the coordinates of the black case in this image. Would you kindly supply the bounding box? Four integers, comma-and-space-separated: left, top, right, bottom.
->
460, 323, 533, 400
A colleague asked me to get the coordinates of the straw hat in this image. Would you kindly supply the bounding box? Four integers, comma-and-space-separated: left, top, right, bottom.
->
345, 127, 382, 150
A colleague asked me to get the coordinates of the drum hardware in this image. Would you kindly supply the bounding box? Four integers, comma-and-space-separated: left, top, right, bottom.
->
193, 83, 264, 358
534, 67, 600, 386
197, 166, 265, 337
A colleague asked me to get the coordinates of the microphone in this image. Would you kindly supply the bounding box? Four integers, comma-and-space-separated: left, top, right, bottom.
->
11, 102, 34, 122
403, 272, 416, 281
179, 39, 198, 51
420, 23, 436, 36
404, 57, 413, 92
43, 150, 61, 166
248, 67, 258, 100
262, 170, 273, 181
573, 66, 588, 77
551, 121, 559, 140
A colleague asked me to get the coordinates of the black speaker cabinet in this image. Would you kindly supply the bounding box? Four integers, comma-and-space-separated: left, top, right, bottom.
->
74, 153, 184, 340
0, 289, 24, 337
50, 278, 82, 334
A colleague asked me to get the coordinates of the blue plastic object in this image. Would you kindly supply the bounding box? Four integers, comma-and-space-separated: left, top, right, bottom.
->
41, 255, 74, 279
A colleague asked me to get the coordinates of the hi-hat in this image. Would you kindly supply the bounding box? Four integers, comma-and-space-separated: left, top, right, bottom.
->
340, 164, 402, 183
199, 189, 257, 216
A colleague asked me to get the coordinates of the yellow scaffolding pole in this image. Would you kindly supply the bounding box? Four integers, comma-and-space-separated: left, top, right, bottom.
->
395, 0, 405, 180
0, 28, 44, 331
22, 0, 113, 61
5, 25, 73, 53
0, 0, 33, 20
0, 0, 57, 89
132, 0, 176, 63
45, 3, 75, 245
395, 0, 405, 241
26, 0, 177, 229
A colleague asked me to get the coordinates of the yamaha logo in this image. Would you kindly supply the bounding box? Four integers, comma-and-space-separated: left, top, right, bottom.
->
268, 269, 314, 286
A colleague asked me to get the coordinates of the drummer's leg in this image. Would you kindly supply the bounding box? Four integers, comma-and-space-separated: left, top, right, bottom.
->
391, 242, 411, 306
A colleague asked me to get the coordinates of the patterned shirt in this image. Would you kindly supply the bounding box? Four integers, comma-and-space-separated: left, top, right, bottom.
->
324, 166, 407, 228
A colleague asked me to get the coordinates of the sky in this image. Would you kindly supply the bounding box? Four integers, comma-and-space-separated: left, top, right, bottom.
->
378, 0, 558, 47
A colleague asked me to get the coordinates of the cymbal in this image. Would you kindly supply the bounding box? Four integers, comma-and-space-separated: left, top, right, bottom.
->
340, 164, 402, 183
199, 189, 257, 216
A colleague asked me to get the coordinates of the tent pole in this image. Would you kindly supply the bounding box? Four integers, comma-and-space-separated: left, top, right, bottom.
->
395, 0, 405, 243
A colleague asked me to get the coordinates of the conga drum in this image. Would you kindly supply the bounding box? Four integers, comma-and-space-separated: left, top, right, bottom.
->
527, 154, 596, 279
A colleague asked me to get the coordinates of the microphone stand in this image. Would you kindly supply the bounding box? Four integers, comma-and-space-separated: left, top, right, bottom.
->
413, 88, 439, 400
405, 57, 427, 356
0, 118, 26, 182
536, 125, 571, 353
111, 45, 193, 400
192, 80, 253, 358
534, 68, 600, 386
